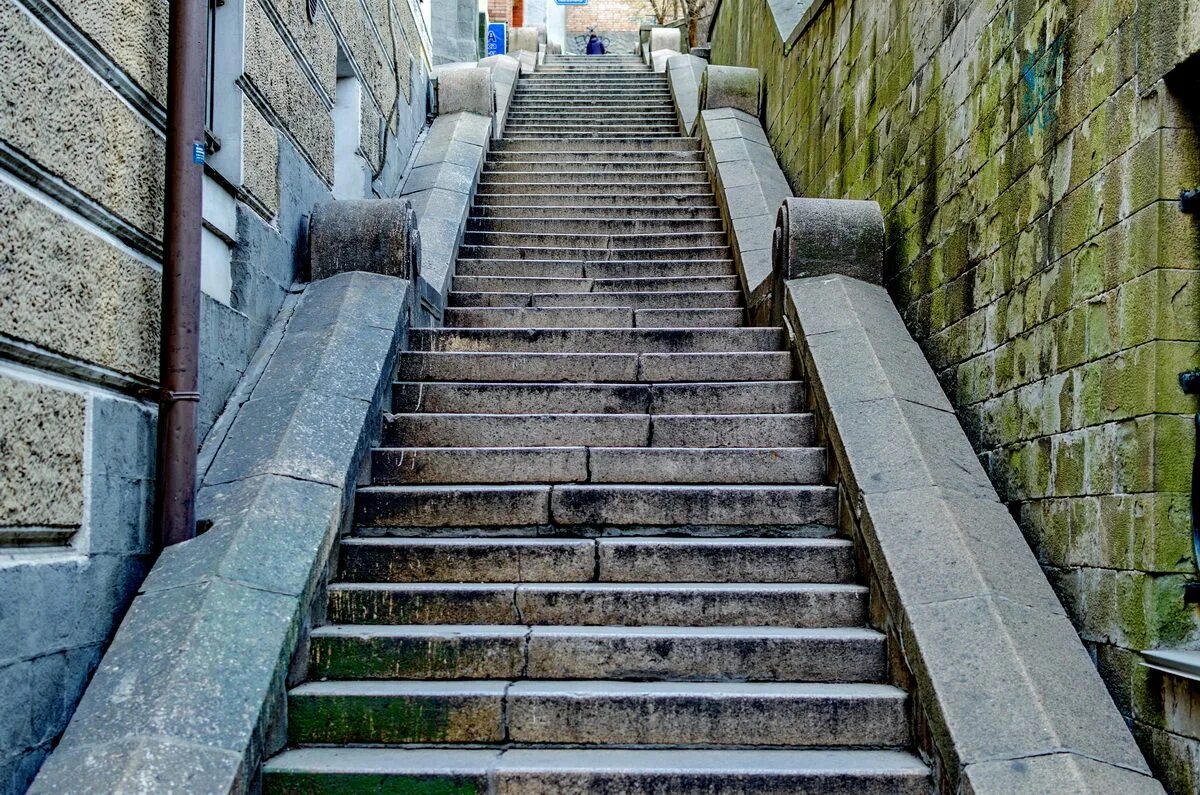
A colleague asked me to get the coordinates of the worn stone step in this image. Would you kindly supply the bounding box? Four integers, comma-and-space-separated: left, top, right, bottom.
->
487, 150, 702, 164
448, 291, 742, 311
505, 111, 680, 120
504, 132, 683, 140
339, 536, 852, 583
467, 217, 722, 234
474, 181, 710, 197
458, 245, 731, 262
354, 483, 836, 529
636, 308, 746, 327
410, 327, 785, 353
264, 747, 930, 793
453, 258, 736, 278
485, 158, 704, 174
380, 412, 814, 448
469, 205, 719, 220
370, 446, 590, 484
286, 680, 908, 747
474, 192, 717, 207
493, 138, 699, 152
442, 306, 635, 328
478, 170, 708, 186
398, 352, 793, 384
451, 275, 740, 294
464, 230, 725, 249
390, 380, 802, 415
502, 125, 682, 134
326, 582, 866, 626
306, 624, 888, 681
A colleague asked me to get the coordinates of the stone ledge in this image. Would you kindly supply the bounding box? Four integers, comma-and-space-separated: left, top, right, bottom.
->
666, 54, 706, 135
696, 107, 792, 323
783, 273, 1163, 793
29, 272, 412, 795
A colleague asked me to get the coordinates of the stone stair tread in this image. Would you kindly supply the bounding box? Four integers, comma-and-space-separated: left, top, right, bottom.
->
411, 327, 784, 352
397, 351, 793, 383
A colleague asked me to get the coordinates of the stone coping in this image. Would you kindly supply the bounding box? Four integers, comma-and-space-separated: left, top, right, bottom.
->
1143, 649, 1200, 683
30, 272, 412, 794
696, 107, 793, 324
666, 53, 706, 134
783, 273, 1163, 793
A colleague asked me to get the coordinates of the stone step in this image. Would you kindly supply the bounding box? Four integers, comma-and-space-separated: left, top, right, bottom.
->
339, 536, 851, 583
474, 182, 712, 198
474, 192, 718, 207
487, 150, 704, 163
306, 624, 887, 681
380, 412, 815, 448
469, 205, 719, 219
484, 160, 705, 173
636, 308, 746, 327
326, 581, 866, 627
453, 258, 736, 278
410, 327, 785, 353
396, 351, 793, 383
505, 109, 679, 118
463, 230, 726, 250
447, 291, 743, 311
466, 216, 721, 234
501, 128, 682, 137
353, 484, 837, 529
264, 747, 930, 793
493, 138, 699, 152
286, 680, 908, 747
442, 306, 638, 328
477, 170, 708, 186
458, 244, 731, 262
451, 275, 740, 294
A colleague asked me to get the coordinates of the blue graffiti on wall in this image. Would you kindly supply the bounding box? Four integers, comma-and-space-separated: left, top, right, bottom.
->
1019, 35, 1063, 137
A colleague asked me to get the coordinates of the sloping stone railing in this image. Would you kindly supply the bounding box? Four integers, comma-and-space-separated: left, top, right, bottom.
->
775, 197, 1163, 793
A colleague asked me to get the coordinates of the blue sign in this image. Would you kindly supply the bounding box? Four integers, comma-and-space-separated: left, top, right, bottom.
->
555, 0, 587, 4
486, 22, 507, 56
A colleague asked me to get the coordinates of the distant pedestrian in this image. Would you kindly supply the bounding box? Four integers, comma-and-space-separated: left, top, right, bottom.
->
586, 34, 606, 55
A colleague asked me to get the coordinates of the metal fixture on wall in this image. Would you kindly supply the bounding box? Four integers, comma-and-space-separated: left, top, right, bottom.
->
153, 0, 207, 548
1182, 370, 1200, 604
1182, 188, 1200, 215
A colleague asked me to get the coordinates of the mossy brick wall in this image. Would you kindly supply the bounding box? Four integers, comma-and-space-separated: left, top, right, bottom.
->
711, 0, 1200, 788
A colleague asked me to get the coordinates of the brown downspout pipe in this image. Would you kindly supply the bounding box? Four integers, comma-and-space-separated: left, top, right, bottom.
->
153, 0, 207, 548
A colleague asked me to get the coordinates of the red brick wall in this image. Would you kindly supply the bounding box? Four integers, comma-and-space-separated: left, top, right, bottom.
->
566, 0, 647, 32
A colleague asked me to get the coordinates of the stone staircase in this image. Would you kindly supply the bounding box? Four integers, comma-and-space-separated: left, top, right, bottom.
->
263, 53, 932, 793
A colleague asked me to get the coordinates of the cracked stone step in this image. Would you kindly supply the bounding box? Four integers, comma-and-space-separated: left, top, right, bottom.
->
397, 352, 793, 383
339, 536, 853, 583
451, 275, 740, 294
411, 327, 785, 353
389, 380, 803, 415
380, 412, 814, 448
454, 259, 736, 278
307, 625, 888, 681
448, 291, 743, 311
368, 446, 824, 485
636, 308, 747, 327
355, 483, 836, 529
326, 582, 866, 627
286, 680, 908, 747
443, 306, 636, 328
466, 216, 724, 233
263, 747, 930, 794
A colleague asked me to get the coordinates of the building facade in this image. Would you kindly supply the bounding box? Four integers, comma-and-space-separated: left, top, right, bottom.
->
0, 0, 433, 790
710, 0, 1200, 789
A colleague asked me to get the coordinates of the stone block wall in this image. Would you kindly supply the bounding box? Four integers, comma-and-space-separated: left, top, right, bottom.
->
710, 0, 1200, 789
0, 0, 432, 790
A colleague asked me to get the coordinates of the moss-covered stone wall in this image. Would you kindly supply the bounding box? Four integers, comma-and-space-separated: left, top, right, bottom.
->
711, 0, 1200, 788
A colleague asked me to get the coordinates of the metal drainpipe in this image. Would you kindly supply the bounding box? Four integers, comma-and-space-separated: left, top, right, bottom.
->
153, 0, 207, 548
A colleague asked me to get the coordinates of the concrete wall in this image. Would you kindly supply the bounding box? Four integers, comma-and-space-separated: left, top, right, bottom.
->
710, 0, 1200, 789
0, 0, 432, 790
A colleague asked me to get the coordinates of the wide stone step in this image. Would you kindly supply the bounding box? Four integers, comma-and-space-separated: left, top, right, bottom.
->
390, 380, 802, 415
487, 150, 704, 163
353, 484, 837, 529
340, 536, 852, 583
636, 308, 746, 327
264, 747, 930, 794
396, 351, 793, 383
369, 445, 824, 485
442, 306, 638, 328
307, 624, 887, 681
448, 291, 743, 311
474, 192, 718, 207
484, 160, 706, 173
381, 412, 815, 448
466, 216, 721, 234
469, 205, 719, 220
475, 185, 713, 200
411, 327, 785, 354
493, 138, 699, 152
451, 275, 740, 294
453, 258, 736, 278
502, 124, 681, 134
504, 132, 682, 140
505, 110, 679, 119
287, 680, 908, 747
326, 581, 866, 627
458, 245, 731, 262
478, 170, 708, 186
463, 231, 725, 249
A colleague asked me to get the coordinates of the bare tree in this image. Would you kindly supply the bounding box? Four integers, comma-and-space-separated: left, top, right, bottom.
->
643, 0, 677, 25
680, 0, 710, 46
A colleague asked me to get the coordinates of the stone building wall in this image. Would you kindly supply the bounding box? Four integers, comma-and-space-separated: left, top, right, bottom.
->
0, 0, 432, 790
567, 0, 647, 33
710, 0, 1200, 789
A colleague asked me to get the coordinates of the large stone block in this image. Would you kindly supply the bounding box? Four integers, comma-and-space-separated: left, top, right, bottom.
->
478, 54, 520, 136
649, 27, 682, 54
510, 26, 539, 56
438, 67, 494, 116
701, 65, 761, 117
309, 199, 420, 281
774, 198, 884, 284
667, 54, 706, 134
0, 374, 85, 530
